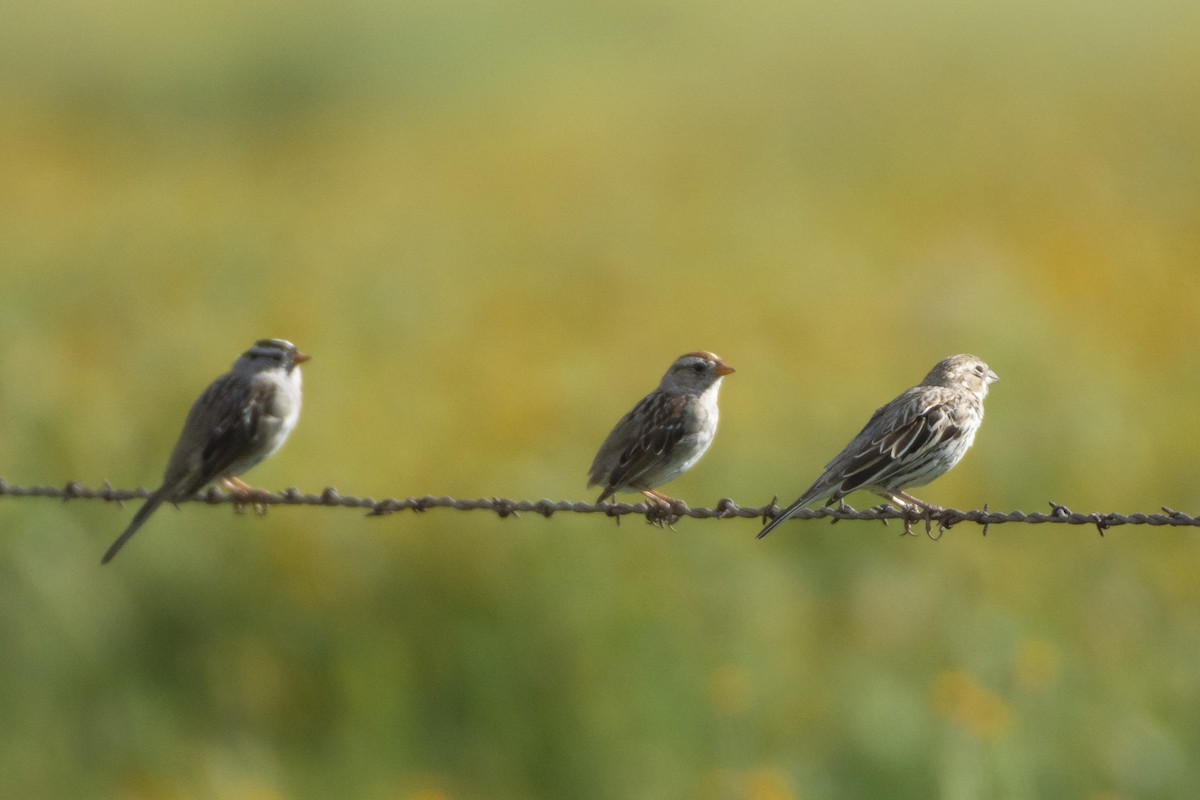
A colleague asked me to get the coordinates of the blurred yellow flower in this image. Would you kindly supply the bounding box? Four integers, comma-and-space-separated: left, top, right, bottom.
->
931, 671, 1012, 740
743, 769, 794, 800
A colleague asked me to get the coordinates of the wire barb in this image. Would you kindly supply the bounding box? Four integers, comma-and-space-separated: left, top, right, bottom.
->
3, 480, 1200, 531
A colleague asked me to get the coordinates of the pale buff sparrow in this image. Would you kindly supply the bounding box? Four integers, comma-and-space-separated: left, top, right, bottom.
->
102, 338, 309, 563
588, 351, 734, 506
758, 354, 998, 538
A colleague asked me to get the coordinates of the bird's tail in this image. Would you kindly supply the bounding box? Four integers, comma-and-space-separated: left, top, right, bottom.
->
756, 488, 824, 539
757, 499, 801, 539
101, 493, 166, 564
595, 487, 616, 504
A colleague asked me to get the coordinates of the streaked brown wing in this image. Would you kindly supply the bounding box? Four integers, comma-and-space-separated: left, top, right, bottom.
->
831, 389, 959, 492
604, 393, 691, 491
173, 374, 277, 496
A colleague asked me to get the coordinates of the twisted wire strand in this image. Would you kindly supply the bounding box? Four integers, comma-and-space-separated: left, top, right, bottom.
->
2, 479, 1197, 535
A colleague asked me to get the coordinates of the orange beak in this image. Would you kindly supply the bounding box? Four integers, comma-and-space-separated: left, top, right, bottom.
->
715, 361, 735, 376
294, 350, 312, 364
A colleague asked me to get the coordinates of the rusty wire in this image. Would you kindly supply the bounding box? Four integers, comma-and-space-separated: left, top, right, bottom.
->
2, 478, 1198, 536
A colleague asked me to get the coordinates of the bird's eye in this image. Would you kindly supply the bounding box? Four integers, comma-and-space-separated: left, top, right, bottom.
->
693, 363, 706, 373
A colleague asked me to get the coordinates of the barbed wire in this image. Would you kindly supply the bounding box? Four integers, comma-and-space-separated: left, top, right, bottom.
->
2, 478, 1198, 536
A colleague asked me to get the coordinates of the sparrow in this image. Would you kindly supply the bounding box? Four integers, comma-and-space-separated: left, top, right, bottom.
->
758, 354, 997, 538
588, 351, 734, 506
102, 338, 309, 563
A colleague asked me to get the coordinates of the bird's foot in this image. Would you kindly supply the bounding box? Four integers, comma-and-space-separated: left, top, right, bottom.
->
641, 489, 684, 528
223, 477, 269, 516
895, 490, 942, 513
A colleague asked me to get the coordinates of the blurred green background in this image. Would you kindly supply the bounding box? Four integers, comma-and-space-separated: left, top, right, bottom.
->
3, 0, 1200, 797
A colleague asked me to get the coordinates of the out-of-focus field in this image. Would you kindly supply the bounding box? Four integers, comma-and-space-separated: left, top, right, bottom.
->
2, 1, 1200, 797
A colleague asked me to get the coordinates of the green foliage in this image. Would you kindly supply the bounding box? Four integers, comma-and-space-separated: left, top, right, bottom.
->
2, 0, 1200, 797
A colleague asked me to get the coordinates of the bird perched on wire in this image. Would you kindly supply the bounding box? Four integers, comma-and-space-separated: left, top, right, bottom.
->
757, 353, 998, 538
588, 351, 735, 508
102, 339, 310, 564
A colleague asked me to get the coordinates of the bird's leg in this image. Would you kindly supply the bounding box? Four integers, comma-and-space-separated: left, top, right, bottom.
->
640, 488, 682, 528
895, 490, 942, 512
222, 476, 268, 516
877, 491, 923, 536
222, 476, 254, 494
876, 491, 910, 511
893, 491, 947, 540
641, 488, 678, 506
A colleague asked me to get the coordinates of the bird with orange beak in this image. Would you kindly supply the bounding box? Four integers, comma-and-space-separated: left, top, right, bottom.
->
588, 351, 734, 507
